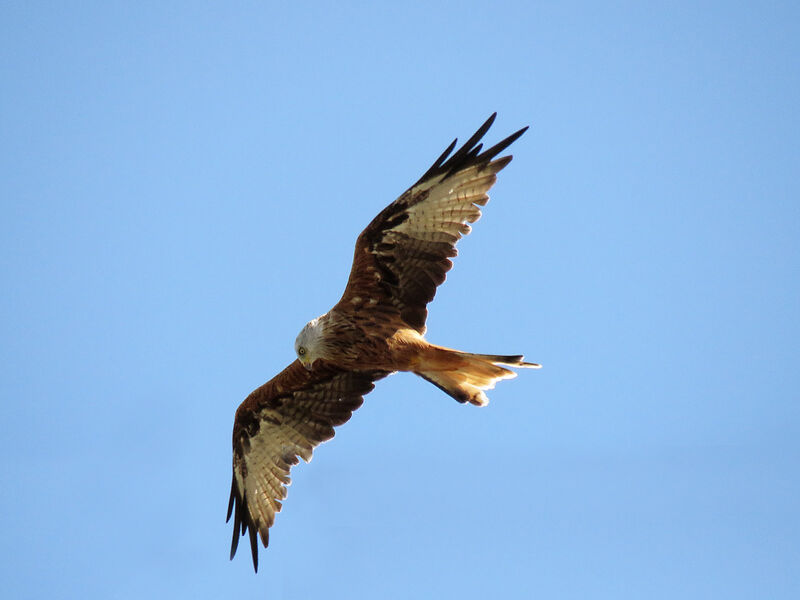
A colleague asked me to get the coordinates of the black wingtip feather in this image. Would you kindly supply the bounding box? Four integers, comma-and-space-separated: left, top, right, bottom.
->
249, 524, 259, 572
226, 480, 235, 522
228, 479, 260, 571
229, 522, 240, 561
415, 114, 527, 186
481, 125, 529, 163
229, 487, 241, 560
420, 137, 458, 181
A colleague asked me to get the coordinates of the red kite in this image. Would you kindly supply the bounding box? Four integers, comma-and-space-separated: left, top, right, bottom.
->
228, 114, 539, 571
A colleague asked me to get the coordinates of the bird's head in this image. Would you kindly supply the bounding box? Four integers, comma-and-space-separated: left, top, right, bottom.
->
295, 317, 324, 370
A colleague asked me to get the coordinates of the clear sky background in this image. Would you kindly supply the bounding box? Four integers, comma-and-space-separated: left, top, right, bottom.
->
1, 2, 798, 599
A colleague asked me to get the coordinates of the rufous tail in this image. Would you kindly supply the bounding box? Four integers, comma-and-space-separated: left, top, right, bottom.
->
415, 347, 540, 407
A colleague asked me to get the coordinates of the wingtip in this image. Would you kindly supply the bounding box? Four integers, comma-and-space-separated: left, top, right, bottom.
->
414, 113, 528, 186
249, 525, 259, 572
229, 518, 240, 560
226, 485, 235, 523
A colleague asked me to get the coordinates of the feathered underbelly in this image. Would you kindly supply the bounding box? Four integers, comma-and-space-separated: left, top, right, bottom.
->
323, 310, 426, 372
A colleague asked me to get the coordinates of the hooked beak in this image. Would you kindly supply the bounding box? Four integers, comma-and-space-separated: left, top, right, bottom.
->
300, 357, 313, 371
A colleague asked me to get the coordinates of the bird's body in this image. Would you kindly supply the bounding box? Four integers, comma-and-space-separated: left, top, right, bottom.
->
299, 310, 533, 405
228, 114, 539, 571
298, 312, 425, 373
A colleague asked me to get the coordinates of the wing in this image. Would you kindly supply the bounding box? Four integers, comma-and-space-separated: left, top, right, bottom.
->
227, 360, 388, 572
335, 113, 528, 333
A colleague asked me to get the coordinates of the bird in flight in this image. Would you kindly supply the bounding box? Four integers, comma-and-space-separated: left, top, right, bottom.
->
227, 113, 539, 571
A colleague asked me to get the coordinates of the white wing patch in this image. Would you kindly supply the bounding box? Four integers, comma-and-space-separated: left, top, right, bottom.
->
390, 165, 501, 244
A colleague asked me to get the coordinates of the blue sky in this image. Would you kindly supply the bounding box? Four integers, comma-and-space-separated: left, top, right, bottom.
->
1, 2, 798, 598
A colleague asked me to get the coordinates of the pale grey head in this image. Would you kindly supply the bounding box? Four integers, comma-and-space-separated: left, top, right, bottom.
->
295, 317, 325, 370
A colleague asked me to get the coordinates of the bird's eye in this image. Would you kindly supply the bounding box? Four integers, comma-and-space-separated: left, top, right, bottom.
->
298, 347, 306, 356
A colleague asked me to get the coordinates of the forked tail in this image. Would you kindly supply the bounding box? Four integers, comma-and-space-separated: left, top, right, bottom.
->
416, 347, 540, 407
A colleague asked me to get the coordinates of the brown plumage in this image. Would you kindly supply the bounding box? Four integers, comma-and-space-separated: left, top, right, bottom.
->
228, 113, 540, 571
